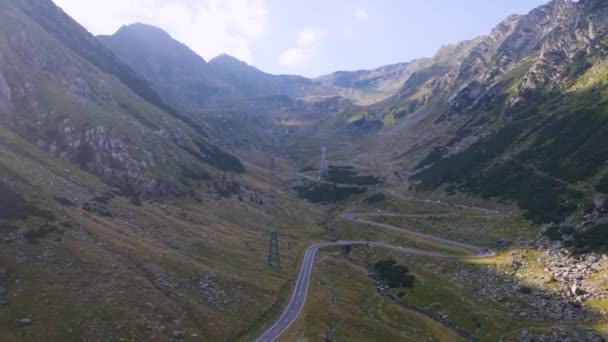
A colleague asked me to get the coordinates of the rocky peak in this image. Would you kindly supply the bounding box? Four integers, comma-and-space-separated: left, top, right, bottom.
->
426, 0, 608, 112
209, 53, 248, 68
113, 23, 177, 46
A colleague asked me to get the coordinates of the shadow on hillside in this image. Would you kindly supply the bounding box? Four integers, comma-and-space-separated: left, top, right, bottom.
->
344, 244, 606, 341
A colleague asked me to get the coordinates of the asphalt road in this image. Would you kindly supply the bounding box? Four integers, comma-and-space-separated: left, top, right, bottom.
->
256, 209, 497, 342
387, 190, 500, 215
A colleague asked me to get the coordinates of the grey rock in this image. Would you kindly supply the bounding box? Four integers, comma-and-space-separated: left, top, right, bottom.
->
18, 318, 32, 326
145, 302, 157, 310
171, 330, 185, 338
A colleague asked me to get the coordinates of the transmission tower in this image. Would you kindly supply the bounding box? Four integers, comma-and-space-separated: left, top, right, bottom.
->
267, 231, 280, 268
318, 147, 328, 182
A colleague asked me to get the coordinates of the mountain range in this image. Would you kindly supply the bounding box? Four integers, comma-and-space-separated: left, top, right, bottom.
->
98, 22, 417, 109
1, 0, 608, 340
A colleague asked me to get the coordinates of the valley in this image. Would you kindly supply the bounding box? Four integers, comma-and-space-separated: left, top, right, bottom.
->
1, 0, 608, 341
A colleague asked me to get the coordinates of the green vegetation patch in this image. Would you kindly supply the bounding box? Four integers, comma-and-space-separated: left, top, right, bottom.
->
544, 226, 576, 241
326, 166, 382, 186
567, 223, 608, 253
374, 258, 415, 288
519, 109, 608, 183
345, 111, 383, 131
296, 182, 366, 204
413, 119, 531, 191
192, 139, 245, 173
364, 192, 386, 206
414, 147, 447, 171
0, 181, 31, 219
596, 173, 608, 194
412, 115, 590, 224
0, 181, 55, 221
463, 161, 584, 224
24, 222, 64, 244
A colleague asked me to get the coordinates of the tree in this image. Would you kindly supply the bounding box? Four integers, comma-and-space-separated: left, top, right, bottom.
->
374, 257, 415, 288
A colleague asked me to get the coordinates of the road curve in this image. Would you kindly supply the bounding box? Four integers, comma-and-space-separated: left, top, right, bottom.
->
387, 190, 500, 215
256, 211, 497, 342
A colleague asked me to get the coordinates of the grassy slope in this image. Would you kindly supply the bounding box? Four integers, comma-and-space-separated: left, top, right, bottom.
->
281, 252, 463, 342
0, 0, 242, 195
407, 51, 608, 228
281, 187, 607, 341
0, 116, 330, 340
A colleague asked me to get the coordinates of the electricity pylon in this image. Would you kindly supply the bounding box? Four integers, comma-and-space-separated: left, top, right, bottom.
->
268, 231, 280, 268
318, 147, 328, 182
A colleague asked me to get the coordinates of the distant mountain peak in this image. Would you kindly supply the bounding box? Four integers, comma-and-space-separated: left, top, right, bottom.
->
209, 53, 249, 67
115, 22, 172, 39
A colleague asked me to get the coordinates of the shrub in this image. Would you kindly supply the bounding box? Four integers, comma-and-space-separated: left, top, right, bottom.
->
54, 196, 76, 207
596, 174, 608, 194
365, 193, 386, 205
374, 258, 415, 288
462, 161, 583, 224
0, 181, 29, 219
130, 197, 142, 206
545, 226, 575, 241
326, 166, 382, 186
567, 223, 608, 252
413, 147, 447, 171
24, 223, 63, 244
296, 183, 366, 204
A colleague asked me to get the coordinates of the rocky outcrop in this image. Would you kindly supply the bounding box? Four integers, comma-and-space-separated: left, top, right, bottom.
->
0, 0, 243, 196
0, 71, 12, 113
542, 249, 608, 303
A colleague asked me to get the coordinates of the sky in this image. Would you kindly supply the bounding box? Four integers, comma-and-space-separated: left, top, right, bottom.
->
53, 0, 550, 78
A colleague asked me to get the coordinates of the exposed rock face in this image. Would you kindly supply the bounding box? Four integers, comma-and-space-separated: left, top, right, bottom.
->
383, 0, 608, 230
436, 0, 605, 111
542, 249, 608, 303
517, 0, 607, 94
0, 71, 12, 113
0, 0, 243, 196
375, 0, 607, 120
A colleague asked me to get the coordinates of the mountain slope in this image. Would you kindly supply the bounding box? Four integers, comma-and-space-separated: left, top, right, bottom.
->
1, 0, 243, 197
0, 1, 327, 341
98, 25, 325, 108
98, 23, 422, 108
208, 53, 319, 99
315, 59, 429, 105
97, 23, 233, 109
351, 0, 608, 237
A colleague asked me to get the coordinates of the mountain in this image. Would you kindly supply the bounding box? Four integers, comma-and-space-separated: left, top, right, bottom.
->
3, 0, 608, 340
315, 60, 429, 105
98, 23, 424, 108
99, 25, 328, 108
208, 53, 323, 99
97, 23, 234, 109
0, 0, 243, 198
340, 0, 608, 235
0, 1, 327, 341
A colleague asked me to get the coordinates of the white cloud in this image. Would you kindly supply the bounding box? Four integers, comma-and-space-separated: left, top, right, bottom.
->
278, 48, 311, 67
297, 28, 327, 47
355, 8, 368, 20
53, 0, 269, 64
279, 27, 327, 68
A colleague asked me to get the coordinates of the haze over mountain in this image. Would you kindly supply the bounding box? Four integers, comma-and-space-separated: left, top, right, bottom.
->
1, 0, 608, 341
99, 22, 419, 107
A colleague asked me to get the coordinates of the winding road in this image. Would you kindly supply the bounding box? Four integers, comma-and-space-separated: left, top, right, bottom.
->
256, 194, 498, 342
